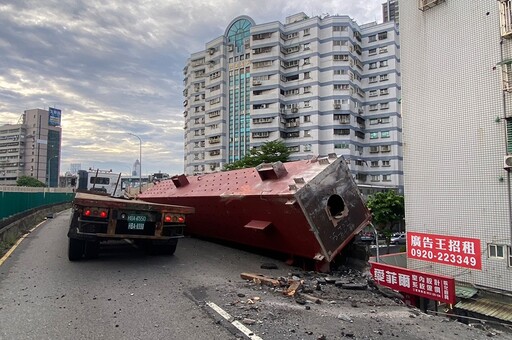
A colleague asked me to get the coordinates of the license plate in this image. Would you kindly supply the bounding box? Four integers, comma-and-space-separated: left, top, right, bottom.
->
127, 214, 147, 230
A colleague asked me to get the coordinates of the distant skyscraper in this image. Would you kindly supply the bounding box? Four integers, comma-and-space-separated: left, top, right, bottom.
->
382, 0, 399, 23
133, 159, 140, 176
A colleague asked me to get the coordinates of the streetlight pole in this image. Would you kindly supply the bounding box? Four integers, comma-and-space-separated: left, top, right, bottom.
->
128, 133, 142, 193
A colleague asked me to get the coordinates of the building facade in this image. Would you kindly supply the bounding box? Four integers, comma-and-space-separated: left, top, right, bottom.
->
0, 108, 62, 186
183, 13, 403, 193
401, 0, 512, 294
382, 0, 399, 23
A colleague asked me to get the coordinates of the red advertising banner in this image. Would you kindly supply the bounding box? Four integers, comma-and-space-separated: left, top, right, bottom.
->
370, 261, 456, 304
407, 232, 482, 270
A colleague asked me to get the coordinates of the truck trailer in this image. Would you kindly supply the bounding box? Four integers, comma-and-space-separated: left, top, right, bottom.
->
67, 192, 194, 261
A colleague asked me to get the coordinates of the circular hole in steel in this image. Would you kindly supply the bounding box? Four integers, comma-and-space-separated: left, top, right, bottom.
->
327, 194, 345, 219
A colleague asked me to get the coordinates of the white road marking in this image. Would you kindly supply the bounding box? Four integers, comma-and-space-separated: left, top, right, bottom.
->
206, 301, 263, 340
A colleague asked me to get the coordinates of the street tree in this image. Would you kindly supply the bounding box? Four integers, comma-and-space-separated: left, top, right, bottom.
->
223, 140, 290, 171
366, 190, 405, 252
16, 176, 47, 187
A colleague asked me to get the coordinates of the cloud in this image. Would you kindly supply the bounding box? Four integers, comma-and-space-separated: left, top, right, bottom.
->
0, 0, 383, 176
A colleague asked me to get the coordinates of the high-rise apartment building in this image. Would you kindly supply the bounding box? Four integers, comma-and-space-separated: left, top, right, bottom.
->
401, 0, 512, 300
382, 0, 399, 23
183, 13, 402, 194
0, 108, 62, 186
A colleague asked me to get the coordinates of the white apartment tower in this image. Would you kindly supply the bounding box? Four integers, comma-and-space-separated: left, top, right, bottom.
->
401, 0, 512, 295
0, 108, 62, 186
183, 13, 402, 193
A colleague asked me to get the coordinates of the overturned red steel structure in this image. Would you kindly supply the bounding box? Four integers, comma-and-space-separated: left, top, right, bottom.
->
140, 154, 371, 269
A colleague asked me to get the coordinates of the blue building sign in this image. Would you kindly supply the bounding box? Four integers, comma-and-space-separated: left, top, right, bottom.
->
48, 107, 61, 126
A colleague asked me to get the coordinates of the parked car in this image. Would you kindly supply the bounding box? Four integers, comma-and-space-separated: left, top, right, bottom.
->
359, 232, 375, 243
390, 232, 406, 245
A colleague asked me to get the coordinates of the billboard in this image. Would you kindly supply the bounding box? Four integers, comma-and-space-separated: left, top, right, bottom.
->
407, 232, 482, 270
370, 261, 456, 304
48, 107, 61, 127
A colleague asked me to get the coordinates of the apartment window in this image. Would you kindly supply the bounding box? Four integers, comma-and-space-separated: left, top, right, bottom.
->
334, 69, 346, 75
380, 60, 388, 67
370, 132, 378, 139
334, 114, 350, 124
369, 146, 379, 153
304, 100, 310, 107
368, 35, 377, 42
378, 32, 388, 40
381, 145, 391, 152
304, 71, 311, 79
489, 244, 505, 259
380, 74, 388, 82
382, 160, 390, 167
369, 76, 377, 83
304, 130, 311, 137
369, 62, 377, 69
381, 131, 390, 138
371, 175, 380, 182
382, 174, 391, 182
333, 25, 347, 32
380, 88, 389, 95
333, 40, 347, 46
509, 246, 512, 267
334, 84, 349, 90
370, 161, 379, 167
380, 103, 389, 110
379, 47, 388, 54
334, 143, 349, 149
369, 104, 378, 111
355, 131, 365, 139
369, 90, 378, 97
368, 48, 377, 55
304, 28, 310, 36
334, 54, 349, 61
304, 115, 311, 122
304, 144, 312, 152
334, 129, 350, 136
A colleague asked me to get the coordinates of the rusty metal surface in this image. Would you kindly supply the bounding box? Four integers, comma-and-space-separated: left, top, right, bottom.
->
140, 155, 371, 263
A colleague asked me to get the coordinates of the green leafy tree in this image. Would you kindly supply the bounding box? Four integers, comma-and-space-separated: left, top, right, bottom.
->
16, 176, 47, 187
366, 190, 405, 252
223, 140, 290, 171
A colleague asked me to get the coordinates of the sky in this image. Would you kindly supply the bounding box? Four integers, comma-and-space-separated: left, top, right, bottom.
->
0, 0, 384, 176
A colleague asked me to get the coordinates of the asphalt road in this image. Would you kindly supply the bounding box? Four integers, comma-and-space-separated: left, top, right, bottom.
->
0, 209, 508, 340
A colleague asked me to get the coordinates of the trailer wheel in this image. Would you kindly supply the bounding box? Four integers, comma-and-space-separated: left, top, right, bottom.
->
147, 240, 178, 256
162, 241, 178, 255
68, 238, 85, 261
84, 241, 100, 259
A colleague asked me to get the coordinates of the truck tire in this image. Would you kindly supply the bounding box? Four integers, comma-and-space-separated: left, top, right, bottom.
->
68, 238, 85, 261
146, 240, 178, 256
84, 241, 100, 259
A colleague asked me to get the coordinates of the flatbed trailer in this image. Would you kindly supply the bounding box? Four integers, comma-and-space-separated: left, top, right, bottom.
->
67, 192, 194, 261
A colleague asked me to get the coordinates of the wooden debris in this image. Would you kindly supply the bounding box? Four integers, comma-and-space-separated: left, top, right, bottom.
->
240, 273, 280, 287
284, 280, 303, 296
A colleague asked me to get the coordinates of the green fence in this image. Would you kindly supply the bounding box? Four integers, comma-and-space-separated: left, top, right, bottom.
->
0, 191, 75, 220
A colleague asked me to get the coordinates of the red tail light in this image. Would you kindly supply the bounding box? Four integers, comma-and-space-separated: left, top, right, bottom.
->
84, 209, 91, 216
164, 214, 185, 223
99, 211, 108, 218
178, 216, 185, 223
164, 215, 172, 223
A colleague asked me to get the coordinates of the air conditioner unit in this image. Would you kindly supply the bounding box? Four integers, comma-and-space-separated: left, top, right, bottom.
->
291, 107, 299, 113
208, 48, 215, 55
504, 155, 512, 169
334, 104, 341, 109
253, 80, 262, 86
228, 45, 234, 52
